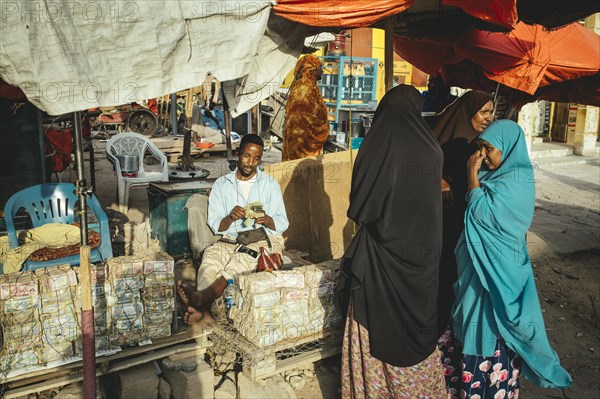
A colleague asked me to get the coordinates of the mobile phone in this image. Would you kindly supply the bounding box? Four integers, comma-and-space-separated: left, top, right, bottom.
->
235, 244, 259, 259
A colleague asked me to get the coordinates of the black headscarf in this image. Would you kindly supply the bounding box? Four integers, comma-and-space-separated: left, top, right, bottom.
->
433, 90, 494, 146
334, 85, 443, 367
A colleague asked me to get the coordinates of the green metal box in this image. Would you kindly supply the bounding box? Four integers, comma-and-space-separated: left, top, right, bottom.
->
147, 180, 214, 259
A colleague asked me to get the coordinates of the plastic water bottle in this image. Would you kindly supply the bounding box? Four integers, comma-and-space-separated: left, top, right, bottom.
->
223, 279, 237, 310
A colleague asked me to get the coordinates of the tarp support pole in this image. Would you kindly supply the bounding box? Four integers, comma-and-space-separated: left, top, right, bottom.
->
222, 89, 233, 160
37, 109, 46, 183
251, 104, 260, 135
73, 111, 96, 399
548, 102, 556, 140
185, 88, 194, 122
385, 17, 394, 93
171, 93, 178, 136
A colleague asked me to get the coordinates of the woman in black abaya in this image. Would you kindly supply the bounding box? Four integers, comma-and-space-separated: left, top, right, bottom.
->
433, 90, 494, 335
334, 85, 445, 398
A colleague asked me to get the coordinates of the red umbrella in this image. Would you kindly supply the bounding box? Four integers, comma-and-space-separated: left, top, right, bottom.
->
517, 0, 600, 30
273, 0, 414, 27
273, 0, 516, 32
443, 0, 518, 30
394, 22, 600, 105
456, 22, 600, 94
440, 62, 600, 107
390, 35, 461, 76
508, 74, 600, 107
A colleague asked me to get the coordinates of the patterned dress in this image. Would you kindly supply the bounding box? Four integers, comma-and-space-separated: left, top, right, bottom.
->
439, 328, 522, 399
282, 54, 330, 161
341, 302, 447, 399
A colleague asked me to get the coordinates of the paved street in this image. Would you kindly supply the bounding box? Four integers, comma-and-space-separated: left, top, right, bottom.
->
529, 157, 600, 259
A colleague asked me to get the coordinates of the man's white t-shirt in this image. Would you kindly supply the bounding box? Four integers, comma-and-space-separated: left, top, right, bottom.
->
236, 175, 257, 203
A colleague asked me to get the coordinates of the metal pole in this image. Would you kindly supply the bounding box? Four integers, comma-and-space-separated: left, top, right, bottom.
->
384, 17, 394, 93
171, 93, 178, 136
256, 102, 262, 136
37, 109, 46, 183
73, 111, 96, 399
222, 90, 233, 160
492, 81, 501, 118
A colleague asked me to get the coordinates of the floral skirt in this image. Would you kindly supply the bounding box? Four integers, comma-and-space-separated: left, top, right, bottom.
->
341, 302, 446, 399
438, 328, 521, 399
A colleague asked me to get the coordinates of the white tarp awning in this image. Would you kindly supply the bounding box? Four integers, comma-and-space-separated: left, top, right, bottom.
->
304, 33, 336, 47
0, 1, 308, 117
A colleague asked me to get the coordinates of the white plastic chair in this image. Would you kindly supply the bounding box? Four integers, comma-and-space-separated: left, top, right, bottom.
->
106, 132, 169, 213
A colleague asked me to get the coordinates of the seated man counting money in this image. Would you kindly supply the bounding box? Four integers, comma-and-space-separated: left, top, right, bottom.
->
177, 134, 289, 324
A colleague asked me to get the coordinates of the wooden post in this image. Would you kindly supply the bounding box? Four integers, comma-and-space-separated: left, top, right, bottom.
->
548, 101, 556, 140
163, 95, 169, 126
222, 89, 233, 160
157, 96, 164, 126
171, 93, 178, 135
251, 104, 259, 135
185, 88, 194, 126
384, 17, 394, 93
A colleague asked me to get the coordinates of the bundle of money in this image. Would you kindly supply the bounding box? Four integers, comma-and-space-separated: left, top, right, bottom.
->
110, 301, 145, 338
229, 260, 343, 346
40, 341, 75, 363
106, 256, 145, 344
36, 265, 81, 364
139, 253, 175, 340
42, 307, 80, 345
0, 270, 42, 370
302, 261, 342, 330
243, 201, 265, 227
0, 349, 41, 370
107, 257, 144, 279
142, 252, 174, 274
0, 272, 38, 301
36, 265, 77, 293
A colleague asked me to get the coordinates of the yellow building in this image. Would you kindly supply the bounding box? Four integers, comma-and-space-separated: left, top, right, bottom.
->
281, 28, 428, 101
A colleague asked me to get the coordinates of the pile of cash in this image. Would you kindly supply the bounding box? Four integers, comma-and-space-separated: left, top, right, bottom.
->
0, 271, 43, 370
139, 252, 175, 340
229, 260, 342, 347
37, 266, 79, 363
105, 253, 175, 345
106, 256, 145, 346
0, 253, 176, 371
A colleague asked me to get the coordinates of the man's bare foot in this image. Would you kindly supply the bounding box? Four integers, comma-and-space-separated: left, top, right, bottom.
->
183, 306, 215, 325
176, 280, 203, 308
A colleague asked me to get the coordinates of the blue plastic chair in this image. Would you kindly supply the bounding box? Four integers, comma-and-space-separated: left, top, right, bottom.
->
3, 183, 113, 272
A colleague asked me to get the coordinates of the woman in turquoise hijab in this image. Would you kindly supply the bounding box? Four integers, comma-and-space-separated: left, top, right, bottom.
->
450, 120, 572, 398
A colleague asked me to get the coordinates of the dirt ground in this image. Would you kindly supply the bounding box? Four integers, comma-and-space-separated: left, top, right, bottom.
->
295, 250, 600, 399
520, 250, 600, 399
